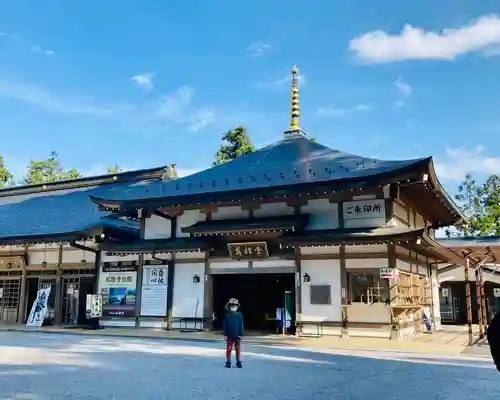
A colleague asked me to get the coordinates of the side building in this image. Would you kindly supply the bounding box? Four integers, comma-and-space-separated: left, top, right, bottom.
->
0, 166, 177, 325
90, 67, 468, 339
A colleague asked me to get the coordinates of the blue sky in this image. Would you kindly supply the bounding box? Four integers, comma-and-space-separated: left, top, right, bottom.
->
1, 0, 500, 193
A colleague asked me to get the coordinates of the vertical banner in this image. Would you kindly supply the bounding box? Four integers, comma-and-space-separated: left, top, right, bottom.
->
26, 287, 52, 327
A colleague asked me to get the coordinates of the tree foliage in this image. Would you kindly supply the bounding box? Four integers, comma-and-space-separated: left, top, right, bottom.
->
23, 151, 82, 185
0, 156, 12, 188
213, 126, 255, 166
453, 173, 500, 236
107, 164, 123, 174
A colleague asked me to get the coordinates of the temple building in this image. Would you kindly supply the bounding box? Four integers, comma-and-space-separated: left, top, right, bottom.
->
0, 66, 497, 341
87, 66, 467, 338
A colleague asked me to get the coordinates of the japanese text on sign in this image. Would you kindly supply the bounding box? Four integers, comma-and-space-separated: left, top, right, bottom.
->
227, 242, 269, 259
144, 268, 167, 285
380, 268, 394, 279
343, 199, 385, 220
105, 275, 133, 284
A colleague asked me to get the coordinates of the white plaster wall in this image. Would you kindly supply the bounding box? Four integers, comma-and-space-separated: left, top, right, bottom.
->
346, 258, 388, 269
212, 206, 248, 221
301, 260, 342, 323
252, 260, 294, 268
28, 249, 59, 265
177, 210, 206, 238
439, 265, 475, 282
345, 244, 387, 253
101, 253, 140, 263
302, 199, 339, 230
144, 214, 172, 240
254, 202, 294, 218
300, 246, 340, 255
61, 249, 96, 264
176, 251, 204, 260
172, 263, 205, 325
210, 261, 249, 274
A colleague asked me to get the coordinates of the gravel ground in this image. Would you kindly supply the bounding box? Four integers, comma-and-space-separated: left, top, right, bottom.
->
0, 332, 497, 400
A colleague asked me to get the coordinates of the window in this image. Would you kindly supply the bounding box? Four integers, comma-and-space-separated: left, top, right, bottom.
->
310, 285, 331, 305
348, 270, 389, 304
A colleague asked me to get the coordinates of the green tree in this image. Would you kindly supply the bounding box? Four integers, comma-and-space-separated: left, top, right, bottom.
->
23, 151, 82, 185
453, 173, 500, 236
107, 164, 123, 174
213, 126, 255, 166
0, 156, 12, 188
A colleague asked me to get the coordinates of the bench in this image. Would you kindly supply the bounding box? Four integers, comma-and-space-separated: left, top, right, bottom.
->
179, 317, 204, 332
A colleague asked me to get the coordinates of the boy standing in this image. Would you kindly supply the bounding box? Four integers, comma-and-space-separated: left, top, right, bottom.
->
222, 298, 244, 368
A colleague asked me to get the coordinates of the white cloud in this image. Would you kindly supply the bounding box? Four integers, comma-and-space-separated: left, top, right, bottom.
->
256, 70, 307, 91
394, 77, 412, 97
434, 146, 500, 181
131, 73, 154, 92
31, 45, 54, 56
349, 14, 500, 62
0, 80, 123, 115
394, 100, 406, 107
247, 41, 271, 57
154, 86, 215, 131
316, 104, 370, 118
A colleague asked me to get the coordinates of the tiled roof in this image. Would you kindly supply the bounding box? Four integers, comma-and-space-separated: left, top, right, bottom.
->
0, 178, 161, 244
91, 135, 430, 206
438, 236, 500, 247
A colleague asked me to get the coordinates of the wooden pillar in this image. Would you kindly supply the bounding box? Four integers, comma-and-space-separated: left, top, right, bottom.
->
166, 255, 175, 330
202, 251, 213, 331
479, 267, 488, 328
294, 247, 302, 335
388, 244, 399, 340
339, 245, 348, 337
465, 258, 473, 346
54, 245, 63, 325
135, 254, 144, 328
18, 268, 27, 324
428, 261, 437, 332
475, 268, 484, 338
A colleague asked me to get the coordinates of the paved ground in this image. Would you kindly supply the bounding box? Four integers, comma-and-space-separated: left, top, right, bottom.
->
0, 325, 480, 356
0, 332, 497, 400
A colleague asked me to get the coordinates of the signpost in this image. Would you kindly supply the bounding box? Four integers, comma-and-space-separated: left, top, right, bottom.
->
379, 268, 394, 279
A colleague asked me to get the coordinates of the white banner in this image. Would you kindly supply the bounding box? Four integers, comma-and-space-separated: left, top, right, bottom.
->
26, 287, 52, 327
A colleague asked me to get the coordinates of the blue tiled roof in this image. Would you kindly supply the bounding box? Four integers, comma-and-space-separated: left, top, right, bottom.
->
438, 236, 500, 247
92, 135, 429, 204
0, 179, 155, 243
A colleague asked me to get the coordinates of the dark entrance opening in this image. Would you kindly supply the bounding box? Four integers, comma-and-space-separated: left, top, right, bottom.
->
212, 273, 295, 333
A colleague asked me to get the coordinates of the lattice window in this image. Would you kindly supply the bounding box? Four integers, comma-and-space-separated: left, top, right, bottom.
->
62, 277, 80, 325
0, 279, 21, 323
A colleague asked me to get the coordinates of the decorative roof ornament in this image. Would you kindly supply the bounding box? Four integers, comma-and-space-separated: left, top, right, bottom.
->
284, 65, 306, 138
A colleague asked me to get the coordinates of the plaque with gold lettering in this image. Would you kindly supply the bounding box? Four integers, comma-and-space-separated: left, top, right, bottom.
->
227, 242, 269, 260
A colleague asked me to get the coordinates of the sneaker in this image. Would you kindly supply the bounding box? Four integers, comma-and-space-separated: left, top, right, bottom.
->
225, 361, 231, 368
236, 360, 242, 368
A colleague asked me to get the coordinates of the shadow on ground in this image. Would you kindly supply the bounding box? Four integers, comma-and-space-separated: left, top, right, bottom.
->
0, 332, 497, 400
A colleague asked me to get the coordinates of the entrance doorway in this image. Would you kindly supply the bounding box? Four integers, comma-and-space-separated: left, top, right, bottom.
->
212, 273, 295, 333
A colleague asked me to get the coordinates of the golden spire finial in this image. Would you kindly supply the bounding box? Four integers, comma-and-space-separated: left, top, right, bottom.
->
285, 65, 304, 136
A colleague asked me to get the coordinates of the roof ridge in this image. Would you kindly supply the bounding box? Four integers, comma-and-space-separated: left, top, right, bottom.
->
0, 165, 171, 198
